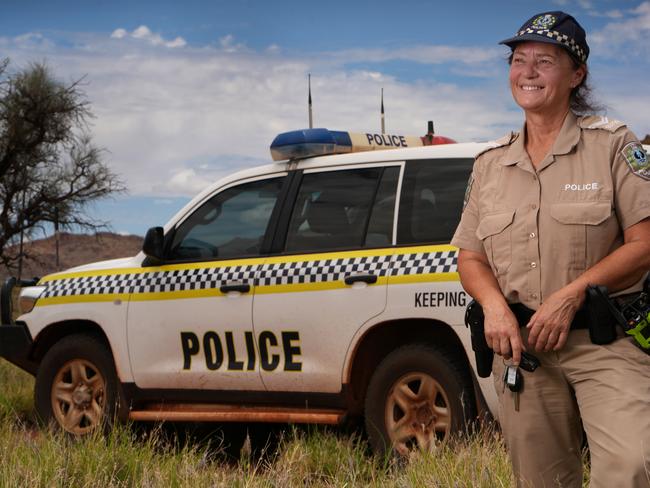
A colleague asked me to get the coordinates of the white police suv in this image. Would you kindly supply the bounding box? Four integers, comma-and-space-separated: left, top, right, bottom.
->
0, 127, 499, 456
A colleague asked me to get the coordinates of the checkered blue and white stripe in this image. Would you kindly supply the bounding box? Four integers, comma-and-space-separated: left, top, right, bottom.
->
257, 254, 393, 286
517, 28, 587, 63
41, 266, 258, 298
40, 250, 458, 298
390, 250, 457, 276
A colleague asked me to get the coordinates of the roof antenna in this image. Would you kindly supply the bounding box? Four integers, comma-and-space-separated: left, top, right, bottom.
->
308, 73, 313, 129
425, 120, 435, 144
380, 87, 385, 134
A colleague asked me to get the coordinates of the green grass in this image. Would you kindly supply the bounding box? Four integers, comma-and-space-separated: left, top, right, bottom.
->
0, 360, 519, 487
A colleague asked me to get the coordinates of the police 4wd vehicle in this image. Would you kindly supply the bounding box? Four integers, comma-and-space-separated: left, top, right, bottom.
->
1, 125, 501, 456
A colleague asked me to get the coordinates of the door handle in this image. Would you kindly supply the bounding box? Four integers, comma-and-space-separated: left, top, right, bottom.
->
220, 283, 251, 294
344, 274, 378, 286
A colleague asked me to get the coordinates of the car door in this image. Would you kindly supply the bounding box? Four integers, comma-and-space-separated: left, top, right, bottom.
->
387, 158, 475, 330
127, 173, 287, 390
253, 163, 401, 393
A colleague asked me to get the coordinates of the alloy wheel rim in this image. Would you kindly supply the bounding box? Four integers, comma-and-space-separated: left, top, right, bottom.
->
385, 372, 451, 455
51, 359, 106, 435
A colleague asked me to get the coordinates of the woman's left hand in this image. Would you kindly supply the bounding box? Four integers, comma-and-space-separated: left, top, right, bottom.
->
526, 284, 585, 352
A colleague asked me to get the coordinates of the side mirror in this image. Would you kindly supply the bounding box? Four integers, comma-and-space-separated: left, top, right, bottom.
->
142, 226, 165, 261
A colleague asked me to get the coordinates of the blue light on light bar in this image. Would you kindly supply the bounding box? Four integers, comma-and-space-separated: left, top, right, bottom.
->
270, 128, 352, 161
269, 128, 430, 161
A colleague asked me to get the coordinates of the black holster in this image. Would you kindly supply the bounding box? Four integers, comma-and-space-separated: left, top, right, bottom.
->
464, 300, 493, 378
585, 285, 619, 345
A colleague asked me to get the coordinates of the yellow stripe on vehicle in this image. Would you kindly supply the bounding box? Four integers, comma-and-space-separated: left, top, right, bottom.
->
34, 245, 459, 306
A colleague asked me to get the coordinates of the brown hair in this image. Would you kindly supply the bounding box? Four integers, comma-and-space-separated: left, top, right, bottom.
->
567, 58, 602, 114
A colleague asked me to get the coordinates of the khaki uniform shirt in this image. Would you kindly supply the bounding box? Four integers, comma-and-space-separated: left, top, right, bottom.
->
451, 112, 650, 310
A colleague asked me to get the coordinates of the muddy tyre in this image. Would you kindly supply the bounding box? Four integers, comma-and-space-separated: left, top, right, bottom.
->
364, 343, 475, 457
35, 334, 124, 435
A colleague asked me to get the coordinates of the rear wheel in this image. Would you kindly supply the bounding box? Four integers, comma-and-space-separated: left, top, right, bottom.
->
35, 334, 124, 435
364, 344, 475, 457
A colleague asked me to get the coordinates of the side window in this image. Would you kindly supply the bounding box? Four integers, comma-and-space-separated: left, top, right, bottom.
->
285, 167, 397, 253
397, 159, 473, 245
168, 177, 285, 261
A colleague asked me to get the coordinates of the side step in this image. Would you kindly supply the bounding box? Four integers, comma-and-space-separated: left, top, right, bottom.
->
129, 403, 346, 424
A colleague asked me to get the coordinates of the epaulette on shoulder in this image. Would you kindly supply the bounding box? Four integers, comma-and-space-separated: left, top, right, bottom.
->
475, 131, 518, 159
579, 115, 626, 133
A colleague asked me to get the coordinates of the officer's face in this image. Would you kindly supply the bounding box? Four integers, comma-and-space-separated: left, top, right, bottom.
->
509, 42, 585, 115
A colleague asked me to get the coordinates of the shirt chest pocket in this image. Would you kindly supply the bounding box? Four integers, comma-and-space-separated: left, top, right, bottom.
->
549, 202, 612, 270
476, 210, 515, 276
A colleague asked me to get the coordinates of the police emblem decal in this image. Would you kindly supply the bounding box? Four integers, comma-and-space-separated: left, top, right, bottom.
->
531, 14, 557, 30
622, 142, 650, 180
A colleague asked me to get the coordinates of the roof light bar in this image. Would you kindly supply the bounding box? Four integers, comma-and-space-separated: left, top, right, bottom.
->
270, 128, 428, 161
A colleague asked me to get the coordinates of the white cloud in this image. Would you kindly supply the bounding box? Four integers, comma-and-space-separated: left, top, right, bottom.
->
166, 37, 187, 48
590, 68, 650, 137
550, 1, 624, 19
584, 7, 625, 18
132, 25, 153, 40
111, 25, 187, 48
218, 34, 246, 53
110, 28, 127, 39
1, 24, 647, 202
266, 44, 281, 54
331, 45, 501, 68
551, 0, 595, 7
552, 0, 594, 8
590, 2, 650, 58
601, 9, 623, 19
11, 32, 55, 50
156, 168, 211, 195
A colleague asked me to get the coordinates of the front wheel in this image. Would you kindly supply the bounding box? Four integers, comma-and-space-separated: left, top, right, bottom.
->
35, 334, 124, 435
364, 344, 475, 457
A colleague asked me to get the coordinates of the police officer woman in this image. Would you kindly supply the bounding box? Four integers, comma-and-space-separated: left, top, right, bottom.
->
452, 11, 650, 488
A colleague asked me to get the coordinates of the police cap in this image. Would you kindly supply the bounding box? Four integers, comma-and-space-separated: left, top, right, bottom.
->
500, 11, 589, 64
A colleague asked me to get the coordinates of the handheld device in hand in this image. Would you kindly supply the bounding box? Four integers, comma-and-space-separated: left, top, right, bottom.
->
519, 351, 540, 372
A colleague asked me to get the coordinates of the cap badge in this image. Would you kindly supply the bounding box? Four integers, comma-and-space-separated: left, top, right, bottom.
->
622, 142, 650, 180
531, 14, 557, 30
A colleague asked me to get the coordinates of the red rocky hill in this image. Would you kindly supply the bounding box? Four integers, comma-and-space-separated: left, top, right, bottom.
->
1, 232, 143, 282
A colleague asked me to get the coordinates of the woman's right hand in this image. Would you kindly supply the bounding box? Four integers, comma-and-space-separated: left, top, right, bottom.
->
457, 248, 525, 364
483, 302, 525, 365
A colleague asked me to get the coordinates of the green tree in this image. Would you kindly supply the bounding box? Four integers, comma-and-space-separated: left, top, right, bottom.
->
0, 59, 125, 270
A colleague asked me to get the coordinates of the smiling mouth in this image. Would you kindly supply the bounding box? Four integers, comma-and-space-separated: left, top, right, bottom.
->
521, 85, 543, 91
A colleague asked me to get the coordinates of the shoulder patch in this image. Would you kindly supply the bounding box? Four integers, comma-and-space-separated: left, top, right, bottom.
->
621, 142, 650, 180
579, 115, 626, 133
475, 131, 518, 159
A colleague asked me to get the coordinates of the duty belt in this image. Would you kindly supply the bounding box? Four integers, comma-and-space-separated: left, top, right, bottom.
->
509, 303, 589, 330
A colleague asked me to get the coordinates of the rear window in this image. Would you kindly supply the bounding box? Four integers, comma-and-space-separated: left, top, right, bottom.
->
397, 158, 474, 245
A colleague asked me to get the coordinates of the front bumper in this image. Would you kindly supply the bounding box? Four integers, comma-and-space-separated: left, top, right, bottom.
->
1, 277, 38, 374
0, 322, 36, 374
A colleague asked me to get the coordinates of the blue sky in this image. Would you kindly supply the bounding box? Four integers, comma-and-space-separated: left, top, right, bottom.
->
1, 0, 649, 237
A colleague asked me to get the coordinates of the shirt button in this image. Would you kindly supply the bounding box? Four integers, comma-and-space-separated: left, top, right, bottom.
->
530, 262, 537, 268
533, 175, 538, 181
529, 232, 536, 239
531, 293, 538, 299
531, 204, 538, 210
